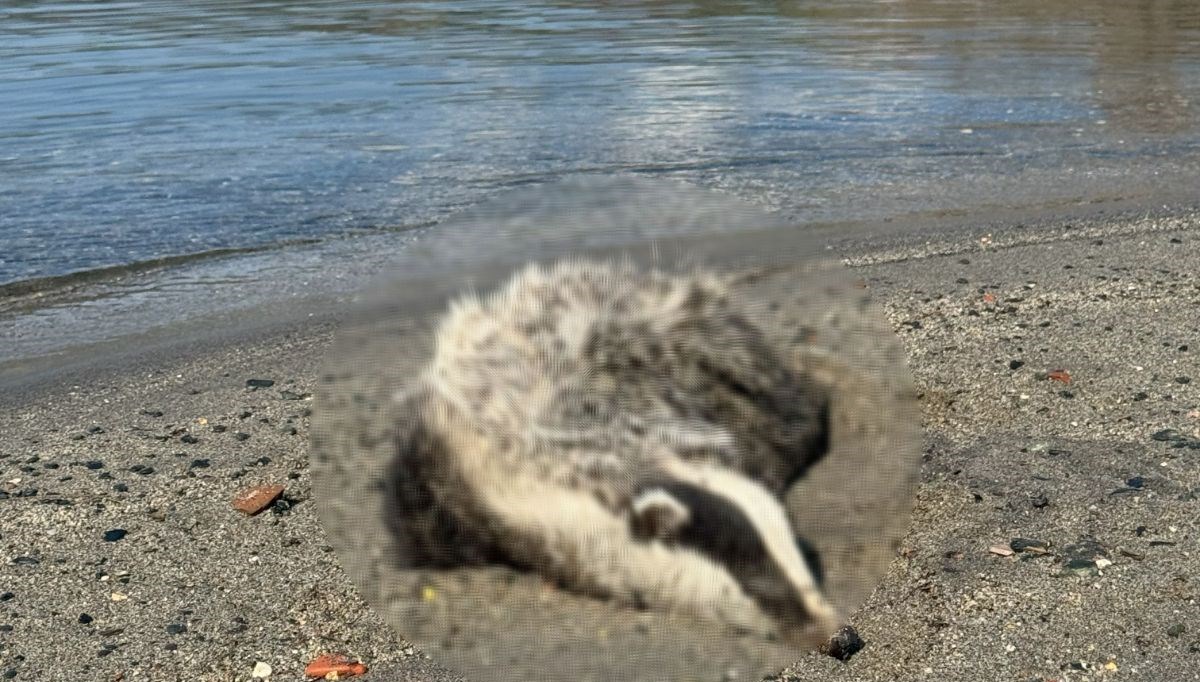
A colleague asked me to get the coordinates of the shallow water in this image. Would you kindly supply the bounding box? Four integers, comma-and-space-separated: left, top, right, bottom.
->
3, 0, 1200, 364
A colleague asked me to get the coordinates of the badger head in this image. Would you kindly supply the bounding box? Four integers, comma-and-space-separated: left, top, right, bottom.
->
629, 457, 841, 647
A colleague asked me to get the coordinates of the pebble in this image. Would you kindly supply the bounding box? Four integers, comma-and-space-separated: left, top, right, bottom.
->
234, 432, 251, 441
180, 434, 199, 444
128, 465, 154, 476
78, 613, 93, 625
140, 409, 164, 417
189, 459, 210, 469
1152, 429, 1184, 442
102, 529, 127, 542
821, 625, 866, 662
1167, 623, 1186, 638
246, 379, 275, 389
166, 623, 187, 635
1009, 538, 1051, 554
1009, 359, 1025, 370
251, 661, 273, 679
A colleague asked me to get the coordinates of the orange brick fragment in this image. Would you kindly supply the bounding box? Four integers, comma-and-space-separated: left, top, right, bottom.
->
305, 654, 368, 679
231, 485, 284, 516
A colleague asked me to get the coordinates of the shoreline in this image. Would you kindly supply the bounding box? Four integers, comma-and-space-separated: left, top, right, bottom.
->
0, 203, 1198, 681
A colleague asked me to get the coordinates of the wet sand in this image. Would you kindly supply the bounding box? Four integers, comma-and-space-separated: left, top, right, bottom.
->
1, 204, 1198, 681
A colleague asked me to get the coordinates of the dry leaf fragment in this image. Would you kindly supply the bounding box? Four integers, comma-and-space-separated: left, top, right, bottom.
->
305, 654, 368, 679
1047, 369, 1071, 384
232, 485, 285, 516
988, 544, 1014, 557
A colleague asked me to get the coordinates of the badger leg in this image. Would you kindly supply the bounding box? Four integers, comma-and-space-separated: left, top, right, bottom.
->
656, 456, 842, 639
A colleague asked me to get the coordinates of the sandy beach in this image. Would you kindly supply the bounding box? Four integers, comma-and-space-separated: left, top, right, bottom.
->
2, 202, 1198, 682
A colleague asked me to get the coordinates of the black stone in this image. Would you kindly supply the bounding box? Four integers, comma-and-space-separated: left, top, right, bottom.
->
189, 459, 210, 469
1009, 359, 1025, 370
166, 623, 187, 635
821, 625, 866, 662
245, 379, 275, 388
140, 409, 164, 417
78, 613, 93, 625
103, 529, 127, 542
180, 434, 199, 444
11, 557, 38, 566
129, 465, 154, 476
1152, 429, 1185, 442
84, 460, 104, 470
234, 432, 250, 442
1175, 376, 1191, 385
0, 592, 13, 601
113, 483, 129, 492
1126, 476, 1145, 489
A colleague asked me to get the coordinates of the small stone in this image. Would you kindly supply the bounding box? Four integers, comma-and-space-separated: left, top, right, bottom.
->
279, 390, 307, 401
1126, 476, 1145, 489
239, 410, 253, 419
989, 544, 1014, 557
252, 661, 273, 679
180, 434, 199, 444
1167, 623, 1186, 638
1063, 558, 1098, 577
0, 592, 13, 601
211, 424, 227, 433
78, 613, 93, 624
234, 432, 250, 441
1176, 376, 1192, 385
190, 459, 210, 469
1133, 391, 1149, 401
246, 379, 275, 389
1009, 359, 1025, 370
1010, 538, 1051, 554
12, 556, 39, 566
1152, 429, 1184, 442
129, 464, 154, 476
166, 623, 187, 635
150, 510, 167, 522
113, 483, 129, 492
87, 426, 104, 434
821, 625, 865, 662
84, 460, 104, 470
103, 529, 127, 542
141, 409, 164, 417
1030, 495, 1050, 509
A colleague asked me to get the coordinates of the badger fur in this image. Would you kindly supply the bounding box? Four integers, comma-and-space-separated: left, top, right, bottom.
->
384, 258, 841, 646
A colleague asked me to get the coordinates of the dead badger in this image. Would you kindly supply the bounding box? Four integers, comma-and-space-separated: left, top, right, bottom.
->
385, 258, 841, 646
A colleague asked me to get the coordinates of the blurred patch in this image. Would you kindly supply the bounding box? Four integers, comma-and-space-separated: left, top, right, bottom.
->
311, 176, 921, 682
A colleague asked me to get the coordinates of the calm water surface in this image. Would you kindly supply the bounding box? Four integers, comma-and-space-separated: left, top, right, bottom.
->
2, 0, 1200, 362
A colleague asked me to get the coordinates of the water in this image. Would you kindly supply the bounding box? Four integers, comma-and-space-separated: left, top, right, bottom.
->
3, 0, 1200, 365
